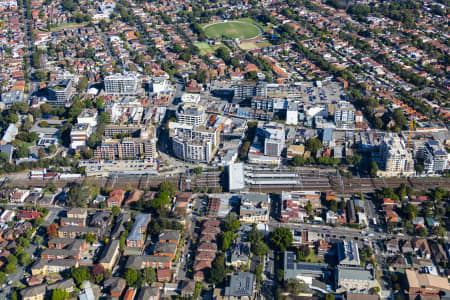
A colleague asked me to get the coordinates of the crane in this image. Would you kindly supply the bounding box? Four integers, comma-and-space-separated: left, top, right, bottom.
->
407, 118, 414, 149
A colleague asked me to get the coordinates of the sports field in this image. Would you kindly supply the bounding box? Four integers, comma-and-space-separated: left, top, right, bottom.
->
194, 42, 225, 55
203, 21, 261, 40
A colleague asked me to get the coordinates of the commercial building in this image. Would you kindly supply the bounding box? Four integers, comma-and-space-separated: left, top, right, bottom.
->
239, 193, 270, 224
423, 140, 448, 174
46, 79, 73, 105
280, 191, 321, 223
104, 73, 138, 96
378, 134, 415, 177
227, 163, 245, 192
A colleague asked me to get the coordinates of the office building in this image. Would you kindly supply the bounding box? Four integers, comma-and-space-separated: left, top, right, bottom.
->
47, 79, 73, 105
104, 73, 138, 96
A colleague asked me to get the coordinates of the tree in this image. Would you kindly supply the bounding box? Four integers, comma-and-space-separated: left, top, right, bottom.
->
84, 233, 96, 243
71, 267, 90, 286
0, 271, 6, 284
245, 71, 258, 81
219, 231, 234, 251
305, 201, 313, 214
325, 294, 335, 300
34, 70, 47, 81
329, 200, 338, 212
19, 252, 30, 266
369, 161, 379, 177
48, 144, 57, 154
296, 245, 311, 261
208, 254, 226, 284
51, 289, 69, 300
112, 206, 120, 216
305, 139, 322, 154
416, 227, 428, 237
270, 227, 293, 251
433, 226, 446, 237
285, 278, 309, 295
141, 267, 156, 285
77, 76, 89, 92
38, 147, 46, 159
92, 264, 104, 284
193, 167, 203, 175
5, 262, 16, 274
224, 213, 240, 232
291, 156, 306, 166
158, 181, 175, 198
372, 286, 380, 294
124, 268, 139, 287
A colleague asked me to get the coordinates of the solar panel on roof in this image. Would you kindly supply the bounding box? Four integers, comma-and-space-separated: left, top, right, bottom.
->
287, 263, 294, 269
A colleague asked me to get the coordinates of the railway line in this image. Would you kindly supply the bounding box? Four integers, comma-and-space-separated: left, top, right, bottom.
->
5, 172, 450, 194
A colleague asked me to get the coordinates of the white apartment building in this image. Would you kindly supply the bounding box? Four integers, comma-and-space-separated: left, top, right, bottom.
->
423, 140, 448, 174
104, 73, 138, 96
77, 109, 98, 127
334, 101, 355, 129
260, 122, 285, 157
176, 103, 205, 126
379, 135, 415, 177
70, 123, 93, 149
172, 135, 213, 163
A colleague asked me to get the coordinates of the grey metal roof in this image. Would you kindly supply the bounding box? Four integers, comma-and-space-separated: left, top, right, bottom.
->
99, 240, 120, 264
225, 272, 255, 297
337, 267, 373, 281
284, 251, 328, 280
127, 213, 151, 241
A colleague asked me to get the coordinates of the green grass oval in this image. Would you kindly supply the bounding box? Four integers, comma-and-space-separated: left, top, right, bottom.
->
203, 21, 261, 40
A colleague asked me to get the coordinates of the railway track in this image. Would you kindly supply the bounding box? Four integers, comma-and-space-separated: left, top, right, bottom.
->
7, 174, 450, 193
